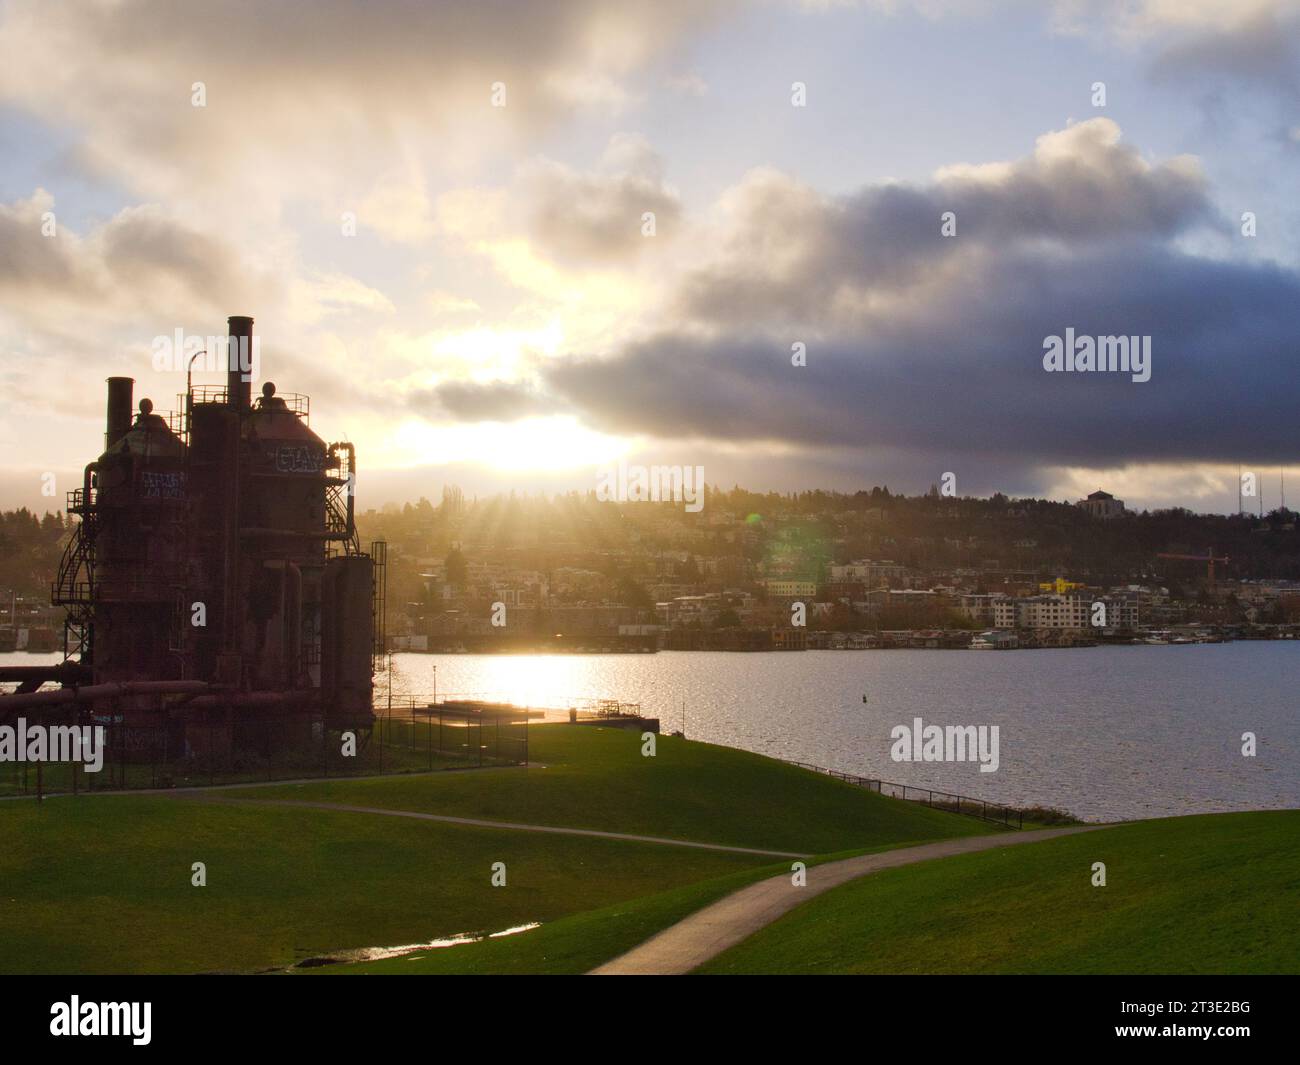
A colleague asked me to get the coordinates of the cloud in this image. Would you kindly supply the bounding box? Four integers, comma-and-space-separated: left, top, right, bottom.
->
409, 379, 559, 422
516, 135, 681, 265
550, 248, 1300, 461
535, 120, 1300, 487
2, 2, 1295, 512
0, 189, 273, 325
1058, 0, 1296, 39
0, 189, 382, 435
672, 118, 1213, 331
0, 0, 728, 222
802, 2, 1300, 105
1146, 7, 1300, 100
1054, 0, 1300, 103
288, 272, 397, 321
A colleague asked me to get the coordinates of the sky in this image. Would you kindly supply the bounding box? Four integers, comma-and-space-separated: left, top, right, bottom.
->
1, 0, 1298, 514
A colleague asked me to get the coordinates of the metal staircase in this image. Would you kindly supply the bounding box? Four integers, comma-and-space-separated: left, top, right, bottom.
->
51, 490, 98, 661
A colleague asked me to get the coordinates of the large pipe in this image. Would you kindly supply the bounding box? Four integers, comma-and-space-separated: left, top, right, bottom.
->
0, 662, 93, 686
83, 462, 100, 503
105, 377, 134, 449
0, 682, 319, 715
226, 315, 254, 411
0, 680, 209, 712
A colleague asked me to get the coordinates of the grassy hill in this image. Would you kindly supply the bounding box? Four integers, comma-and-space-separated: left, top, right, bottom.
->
226, 724, 995, 854
0, 794, 768, 974
0, 726, 990, 974
699, 811, 1300, 975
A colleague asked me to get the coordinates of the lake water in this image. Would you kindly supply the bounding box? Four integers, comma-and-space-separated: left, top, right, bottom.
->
378, 644, 1299, 823
6, 645, 1296, 822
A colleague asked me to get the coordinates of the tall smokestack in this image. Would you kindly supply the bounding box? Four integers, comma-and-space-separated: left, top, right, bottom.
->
227, 315, 254, 411
106, 377, 134, 448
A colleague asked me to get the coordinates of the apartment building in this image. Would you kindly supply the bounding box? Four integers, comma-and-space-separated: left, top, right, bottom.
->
993, 592, 1139, 631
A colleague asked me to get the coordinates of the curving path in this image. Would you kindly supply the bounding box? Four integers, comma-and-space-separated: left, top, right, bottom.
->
589, 825, 1105, 975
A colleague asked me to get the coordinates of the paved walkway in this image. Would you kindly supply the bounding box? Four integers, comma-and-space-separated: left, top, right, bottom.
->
589, 825, 1104, 974
176, 794, 806, 859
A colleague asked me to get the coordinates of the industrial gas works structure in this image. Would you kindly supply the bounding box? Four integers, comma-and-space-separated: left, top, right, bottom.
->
0, 315, 387, 765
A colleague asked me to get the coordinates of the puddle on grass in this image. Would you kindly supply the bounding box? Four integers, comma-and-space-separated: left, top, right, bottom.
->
292, 922, 541, 969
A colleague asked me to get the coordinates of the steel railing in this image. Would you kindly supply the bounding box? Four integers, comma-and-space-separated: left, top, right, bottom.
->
786, 760, 1023, 828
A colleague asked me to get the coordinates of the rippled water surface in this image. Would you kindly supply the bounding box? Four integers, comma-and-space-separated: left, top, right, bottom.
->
380, 643, 1299, 822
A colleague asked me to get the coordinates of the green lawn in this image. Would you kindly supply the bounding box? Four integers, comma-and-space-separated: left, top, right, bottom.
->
700, 811, 1300, 975
0, 794, 765, 974
226, 725, 996, 854
0, 730, 993, 974
6, 735, 1291, 976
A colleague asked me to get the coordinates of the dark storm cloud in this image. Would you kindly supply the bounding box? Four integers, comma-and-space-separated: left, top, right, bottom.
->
408, 379, 559, 422
548, 245, 1300, 469
539, 119, 1300, 477
676, 120, 1213, 330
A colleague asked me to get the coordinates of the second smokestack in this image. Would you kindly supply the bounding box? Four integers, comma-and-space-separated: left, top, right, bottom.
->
106, 376, 134, 448
227, 315, 254, 411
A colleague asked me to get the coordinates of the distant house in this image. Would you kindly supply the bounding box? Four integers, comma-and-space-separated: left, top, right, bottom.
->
1077, 489, 1126, 519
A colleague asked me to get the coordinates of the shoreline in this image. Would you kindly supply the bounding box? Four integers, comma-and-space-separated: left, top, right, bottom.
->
387, 633, 1298, 655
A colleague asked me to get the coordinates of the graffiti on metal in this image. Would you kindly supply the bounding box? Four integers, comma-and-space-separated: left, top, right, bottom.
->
273, 444, 324, 474
140, 471, 186, 500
